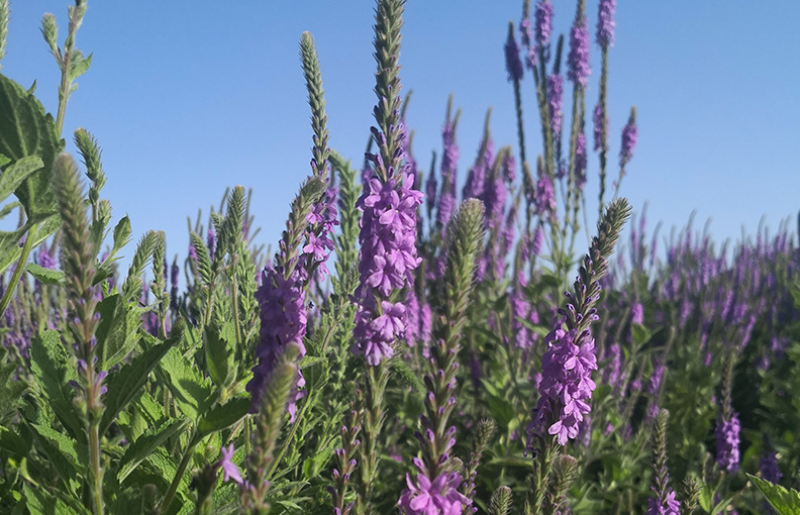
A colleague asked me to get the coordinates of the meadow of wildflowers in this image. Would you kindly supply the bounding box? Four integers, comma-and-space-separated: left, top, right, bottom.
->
0, 0, 799, 514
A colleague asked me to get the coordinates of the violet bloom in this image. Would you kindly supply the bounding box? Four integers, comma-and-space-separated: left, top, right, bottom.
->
596, 0, 616, 48
207, 227, 216, 258
462, 139, 493, 201
398, 458, 470, 515
437, 119, 459, 228
519, 18, 536, 70
218, 444, 244, 485
593, 103, 607, 152
530, 320, 598, 445
620, 116, 638, 167
504, 29, 524, 83
248, 265, 307, 418
716, 411, 741, 473
511, 286, 532, 350
631, 302, 644, 325
760, 436, 782, 484
353, 169, 423, 365
534, 175, 556, 218
567, 15, 590, 88
645, 490, 680, 515
37, 248, 56, 269
535, 0, 554, 54
547, 74, 563, 136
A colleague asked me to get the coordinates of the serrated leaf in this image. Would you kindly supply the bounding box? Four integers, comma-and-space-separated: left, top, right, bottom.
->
29, 330, 82, 440
205, 322, 234, 388
0, 74, 62, 216
159, 345, 214, 420
0, 155, 43, 201
95, 294, 146, 370
112, 214, 132, 254
631, 323, 650, 346
117, 417, 190, 483
68, 52, 92, 82
23, 483, 91, 515
0, 212, 60, 275
749, 475, 800, 515
25, 262, 64, 285
0, 425, 30, 457
100, 331, 182, 437
29, 422, 86, 473
392, 359, 425, 394
197, 396, 249, 439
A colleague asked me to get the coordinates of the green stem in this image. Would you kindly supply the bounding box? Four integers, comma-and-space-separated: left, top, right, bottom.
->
265, 391, 311, 483
0, 223, 38, 316
88, 418, 104, 515
160, 434, 199, 515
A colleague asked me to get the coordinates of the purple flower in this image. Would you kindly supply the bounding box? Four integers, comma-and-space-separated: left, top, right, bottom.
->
511, 286, 532, 350
547, 74, 563, 136
596, 0, 616, 48
530, 320, 598, 445
620, 115, 638, 167
37, 248, 56, 269
567, 15, 590, 88
760, 435, 782, 484
437, 119, 459, 229
218, 444, 243, 485
519, 18, 536, 69
716, 411, 741, 473
398, 458, 470, 515
646, 490, 680, 515
631, 302, 644, 325
462, 139, 493, 201
535, 0, 554, 52
504, 30, 524, 83
534, 175, 556, 218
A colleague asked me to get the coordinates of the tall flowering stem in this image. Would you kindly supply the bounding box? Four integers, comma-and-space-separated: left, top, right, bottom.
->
526, 198, 631, 515
399, 200, 485, 515
594, 0, 615, 218
646, 410, 681, 515
505, 21, 526, 167
52, 153, 105, 515
352, 1, 422, 513
615, 106, 637, 196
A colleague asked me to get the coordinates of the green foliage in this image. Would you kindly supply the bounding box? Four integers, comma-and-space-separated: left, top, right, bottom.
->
749, 475, 800, 515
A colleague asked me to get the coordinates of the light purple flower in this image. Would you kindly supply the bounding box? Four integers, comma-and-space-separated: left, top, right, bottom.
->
547, 74, 563, 136
716, 411, 741, 473
218, 444, 243, 485
574, 132, 587, 191
535, 0, 554, 52
593, 103, 607, 152
504, 29, 524, 83
398, 458, 470, 515
620, 116, 638, 167
596, 0, 616, 48
567, 15, 590, 88
646, 489, 680, 515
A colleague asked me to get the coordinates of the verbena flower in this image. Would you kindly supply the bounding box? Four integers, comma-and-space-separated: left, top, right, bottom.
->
547, 74, 563, 136
532, 321, 598, 445
575, 131, 587, 191
593, 103, 607, 152
567, 14, 590, 88
760, 435, 782, 484
398, 458, 470, 515
716, 411, 741, 473
645, 490, 680, 515
218, 444, 244, 485
437, 118, 459, 229
596, 0, 616, 48
504, 29, 524, 83
620, 114, 638, 167
535, 0, 554, 54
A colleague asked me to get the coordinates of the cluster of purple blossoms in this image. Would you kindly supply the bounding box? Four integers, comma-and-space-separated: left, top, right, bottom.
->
36, 247, 57, 269
645, 490, 680, 515
596, 0, 616, 48
404, 292, 433, 351
567, 15, 590, 88
760, 435, 782, 484
620, 117, 638, 167
716, 411, 741, 473
437, 120, 459, 229
462, 139, 493, 201
248, 265, 307, 420
305, 185, 338, 278
504, 28, 524, 83
535, 0, 554, 56
534, 175, 556, 218
547, 74, 563, 136
352, 164, 423, 365
530, 320, 598, 445
519, 18, 536, 70
398, 458, 470, 515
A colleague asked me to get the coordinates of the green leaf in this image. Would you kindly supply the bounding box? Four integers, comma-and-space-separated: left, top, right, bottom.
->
0, 424, 30, 457
0, 155, 43, 201
117, 417, 190, 483
631, 323, 651, 346
95, 294, 146, 370
0, 74, 62, 216
23, 483, 91, 515
29, 330, 82, 439
29, 423, 86, 478
196, 396, 250, 438
392, 359, 425, 394
204, 322, 234, 389
749, 475, 800, 515
25, 262, 64, 285
0, 212, 60, 275
112, 214, 132, 254
158, 345, 213, 421
68, 52, 92, 82
100, 330, 183, 437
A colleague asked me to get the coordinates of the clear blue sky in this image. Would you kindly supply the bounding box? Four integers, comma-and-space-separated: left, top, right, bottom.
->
3, 1, 799, 277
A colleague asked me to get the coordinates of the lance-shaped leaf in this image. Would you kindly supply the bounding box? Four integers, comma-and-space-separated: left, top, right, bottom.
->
204, 321, 235, 389
158, 343, 213, 421
29, 330, 82, 440
23, 483, 91, 515
100, 323, 184, 437
25, 262, 64, 285
196, 396, 250, 439
748, 475, 800, 515
116, 417, 190, 483
94, 293, 148, 370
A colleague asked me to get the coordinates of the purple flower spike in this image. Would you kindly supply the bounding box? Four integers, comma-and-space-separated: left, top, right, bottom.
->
645, 490, 680, 515
593, 103, 607, 152
535, 0, 554, 52
504, 29, 524, 83
620, 114, 638, 167
567, 15, 591, 88
547, 74, 563, 136
716, 411, 741, 473
596, 0, 616, 48
398, 462, 471, 515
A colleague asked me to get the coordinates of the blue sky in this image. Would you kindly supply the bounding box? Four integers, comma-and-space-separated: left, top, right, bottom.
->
2, 1, 799, 277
